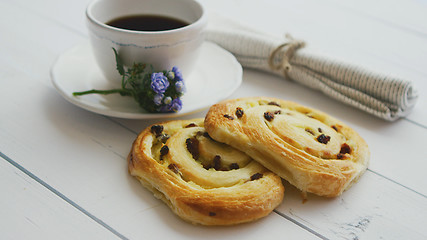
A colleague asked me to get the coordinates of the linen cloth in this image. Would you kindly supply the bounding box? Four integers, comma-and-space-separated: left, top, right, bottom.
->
205, 16, 418, 121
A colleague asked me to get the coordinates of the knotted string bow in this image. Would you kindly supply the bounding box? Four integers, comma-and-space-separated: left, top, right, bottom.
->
268, 34, 305, 79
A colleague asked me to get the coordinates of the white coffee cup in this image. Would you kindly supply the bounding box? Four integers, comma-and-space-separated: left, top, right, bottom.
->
86, 0, 207, 84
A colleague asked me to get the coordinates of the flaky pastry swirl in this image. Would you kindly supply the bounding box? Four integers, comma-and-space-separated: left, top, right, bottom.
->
128, 119, 284, 225
204, 97, 370, 197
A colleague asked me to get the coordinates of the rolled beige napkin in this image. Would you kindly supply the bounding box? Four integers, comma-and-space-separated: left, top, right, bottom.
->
205, 15, 418, 121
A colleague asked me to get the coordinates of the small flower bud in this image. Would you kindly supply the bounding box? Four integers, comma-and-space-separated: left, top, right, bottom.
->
167, 71, 175, 80
163, 96, 172, 105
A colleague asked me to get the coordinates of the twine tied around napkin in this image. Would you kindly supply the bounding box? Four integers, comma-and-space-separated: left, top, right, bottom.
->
268, 34, 305, 79
205, 15, 418, 121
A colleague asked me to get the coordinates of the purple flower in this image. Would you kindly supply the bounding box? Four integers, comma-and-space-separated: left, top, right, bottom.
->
169, 98, 183, 112
150, 72, 169, 94
175, 81, 186, 93
159, 98, 183, 113
153, 94, 164, 106
172, 66, 183, 82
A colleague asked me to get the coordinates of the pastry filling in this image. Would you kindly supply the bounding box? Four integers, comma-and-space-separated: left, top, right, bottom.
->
149, 121, 268, 188
228, 99, 353, 161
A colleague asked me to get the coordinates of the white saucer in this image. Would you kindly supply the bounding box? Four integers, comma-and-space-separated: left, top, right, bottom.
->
51, 41, 242, 119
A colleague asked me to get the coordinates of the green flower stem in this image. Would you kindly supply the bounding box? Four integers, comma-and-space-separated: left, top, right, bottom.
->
72, 89, 129, 96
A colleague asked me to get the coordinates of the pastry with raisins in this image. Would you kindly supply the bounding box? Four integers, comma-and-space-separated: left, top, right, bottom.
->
128, 118, 284, 225
204, 97, 369, 197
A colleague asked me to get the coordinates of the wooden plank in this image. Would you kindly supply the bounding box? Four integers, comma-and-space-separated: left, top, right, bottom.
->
2, 0, 89, 36
0, 1, 86, 88
325, 0, 427, 36
0, 157, 120, 240
275, 171, 427, 240
115, 202, 322, 240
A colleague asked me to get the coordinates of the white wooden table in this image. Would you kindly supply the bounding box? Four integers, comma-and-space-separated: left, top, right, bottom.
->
1, 0, 426, 239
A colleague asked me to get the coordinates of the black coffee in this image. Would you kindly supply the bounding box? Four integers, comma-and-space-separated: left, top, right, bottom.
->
106, 15, 189, 31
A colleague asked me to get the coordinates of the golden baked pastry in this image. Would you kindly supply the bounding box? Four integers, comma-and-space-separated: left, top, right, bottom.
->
204, 97, 370, 197
128, 118, 284, 225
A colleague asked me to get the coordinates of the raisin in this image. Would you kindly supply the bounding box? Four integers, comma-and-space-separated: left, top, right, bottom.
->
340, 143, 351, 154
186, 137, 200, 160
168, 163, 179, 174
223, 114, 234, 120
235, 107, 244, 118
185, 123, 197, 128
318, 128, 323, 133
250, 173, 263, 181
150, 125, 163, 136
337, 153, 345, 159
160, 145, 169, 160
195, 131, 204, 137
305, 129, 315, 135
202, 163, 212, 170
229, 163, 239, 170
317, 134, 331, 144
157, 133, 170, 144
268, 101, 281, 107
331, 125, 338, 132
213, 155, 221, 170
203, 132, 213, 140
264, 112, 274, 121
